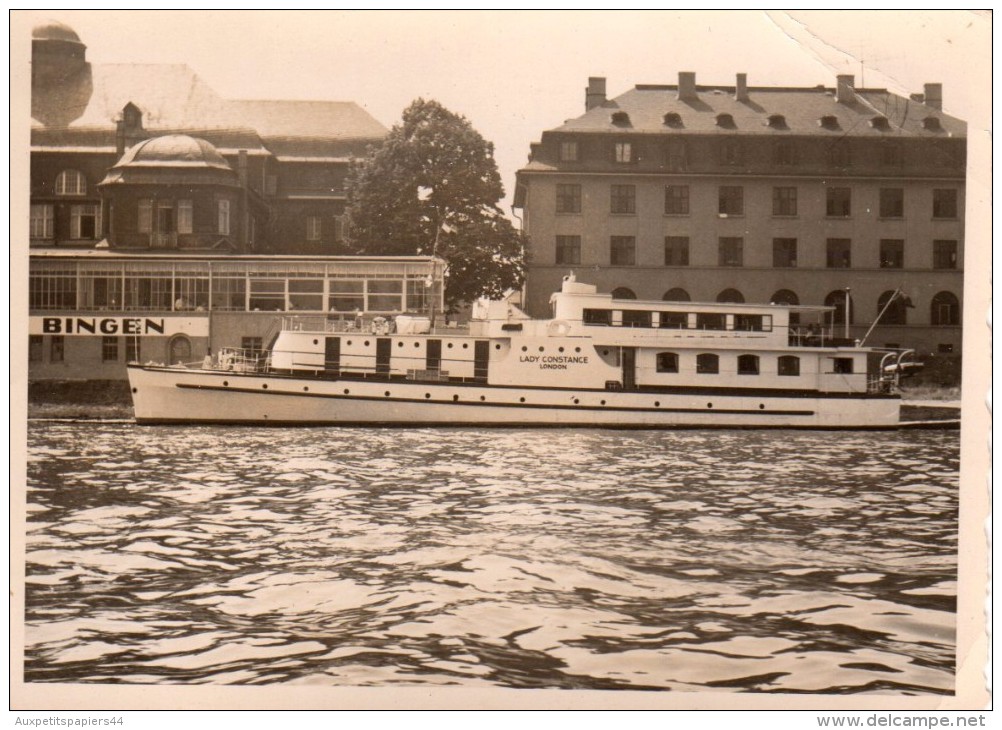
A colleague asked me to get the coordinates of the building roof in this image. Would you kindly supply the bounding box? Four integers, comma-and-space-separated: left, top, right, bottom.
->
553, 84, 966, 139
32, 19, 83, 44
111, 134, 232, 170
226, 100, 388, 140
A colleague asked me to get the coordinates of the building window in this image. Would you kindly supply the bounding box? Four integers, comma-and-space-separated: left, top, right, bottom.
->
656, 352, 679, 373
933, 240, 958, 269
737, 354, 760, 375
696, 353, 719, 374
772, 238, 797, 268
773, 140, 797, 165
102, 336, 119, 362
665, 139, 687, 171
70, 205, 102, 240
177, 199, 193, 234
824, 290, 855, 326
241, 337, 264, 355
880, 239, 904, 269
664, 185, 689, 215
877, 290, 909, 325
938, 343, 953, 354
611, 185, 636, 214
718, 186, 743, 216
555, 235, 581, 265
50, 335, 65, 362
138, 199, 153, 234
826, 187, 851, 217
716, 288, 745, 304
556, 184, 581, 214
778, 356, 800, 377
881, 141, 904, 167
719, 140, 742, 166
559, 141, 578, 162
306, 216, 322, 241
125, 338, 140, 363
932, 189, 958, 219
664, 236, 689, 266
828, 142, 852, 167
333, 215, 347, 242
218, 199, 231, 235
29, 335, 43, 362
614, 142, 632, 163
879, 188, 904, 218
662, 288, 690, 302
772, 187, 797, 216
30, 204, 54, 239
931, 291, 960, 326
826, 238, 852, 268
718, 237, 743, 267
55, 170, 86, 196
610, 236, 636, 266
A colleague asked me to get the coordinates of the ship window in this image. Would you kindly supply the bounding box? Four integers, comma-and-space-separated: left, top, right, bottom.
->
734, 314, 765, 331
778, 356, 800, 377
696, 313, 726, 330
656, 352, 679, 373
737, 354, 760, 375
696, 353, 719, 374
583, 308, 613, 326
659, 311, 687, 329
621, 310, 651, 328
832, 358, 854, 374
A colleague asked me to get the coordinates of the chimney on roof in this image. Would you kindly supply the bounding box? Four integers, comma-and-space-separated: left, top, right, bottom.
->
585, 77, 607, 111
678, 71, 697, 101
735, 73, 748, 102
836, 75, 856, 105
924, 83, 943, 110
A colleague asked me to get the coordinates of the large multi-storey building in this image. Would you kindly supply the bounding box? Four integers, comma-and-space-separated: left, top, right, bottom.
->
26, 20, 445, 383
514, 73, 966, 360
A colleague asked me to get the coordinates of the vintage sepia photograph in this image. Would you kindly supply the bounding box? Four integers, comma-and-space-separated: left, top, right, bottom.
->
11, 10, 990, 712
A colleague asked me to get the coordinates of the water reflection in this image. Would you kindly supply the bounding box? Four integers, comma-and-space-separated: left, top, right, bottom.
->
25, 424, 958, 691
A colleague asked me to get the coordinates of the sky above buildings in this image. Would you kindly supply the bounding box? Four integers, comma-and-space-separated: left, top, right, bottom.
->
15, 10, 990, 213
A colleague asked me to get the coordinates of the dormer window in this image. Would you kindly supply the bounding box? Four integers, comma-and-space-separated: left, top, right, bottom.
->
611, 111, 631, 126
819, 115, 839, 130
870, 115, 891, 130
766, 114, 787, 129
923, 116, 943, 131
715, 113, 735, 128
662, 112, 683, 127
55, 170, 86, 196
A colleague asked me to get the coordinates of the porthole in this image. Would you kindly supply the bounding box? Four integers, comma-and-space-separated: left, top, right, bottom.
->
602, 349, 610, 356
539, 346, 545, 352
384, 391, 391, 397
759, 403, 765, 410
600, 400, 606, 406
447, 343, 454, 349
262, 384, 268, 389
558, 347, 565, 353
131, 387, 137, 394
707, 402, 713, 409
397, 342, 404, 348
655, 401, 660, 407
480, 395, 486, 402
364, 340, 370, 346
303, 386, 309, 392
519, 397, 526, 403
453, 395, 459, 402
575, 347, 581, 353
462, 343, 468, 349
414, 342, 420, 348
346, 340, 352, 346
344, 389, 350, 395
313, 339, 319, 345
573, 398, 579, 404
495, 344, 502, 350
521, 346, 528, 352
425, 393, 431, 399
223, 381, 229, 386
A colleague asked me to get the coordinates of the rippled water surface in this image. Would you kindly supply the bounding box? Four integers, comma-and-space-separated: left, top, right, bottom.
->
24, 423, 959, 693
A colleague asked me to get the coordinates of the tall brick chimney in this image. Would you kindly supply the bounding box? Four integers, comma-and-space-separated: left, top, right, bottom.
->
924, 83, 943, 110
836, 75, 856, 105
678, 71, 697, 101
735, 73, 749, 102
585, 77, 607, 111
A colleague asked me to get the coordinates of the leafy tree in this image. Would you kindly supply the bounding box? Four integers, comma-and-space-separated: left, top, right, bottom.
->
346, 98, 525, 311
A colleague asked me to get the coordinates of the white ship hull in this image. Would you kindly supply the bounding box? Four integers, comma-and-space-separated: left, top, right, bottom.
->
128, 365, 900, 429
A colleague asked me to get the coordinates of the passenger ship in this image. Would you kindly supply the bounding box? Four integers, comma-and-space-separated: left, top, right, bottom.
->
127, 276, 904, 428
